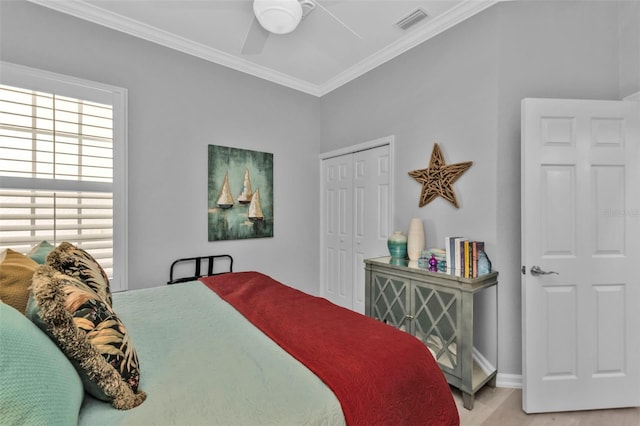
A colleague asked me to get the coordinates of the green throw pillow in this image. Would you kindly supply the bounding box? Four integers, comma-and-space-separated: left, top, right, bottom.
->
0, 300, 84, 425
46, 242, 112, 306
26, 265, 145, 410
27, 240, 55, 264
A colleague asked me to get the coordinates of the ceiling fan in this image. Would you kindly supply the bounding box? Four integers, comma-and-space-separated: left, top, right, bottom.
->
242, 0, 361, 54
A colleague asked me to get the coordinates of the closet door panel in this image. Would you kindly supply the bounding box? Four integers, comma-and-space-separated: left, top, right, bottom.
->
353, 146, 390, 313
321, 142, 391, 312
322, 155, 353, 309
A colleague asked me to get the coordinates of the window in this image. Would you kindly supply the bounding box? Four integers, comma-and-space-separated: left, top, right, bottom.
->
0, 63, 128, 291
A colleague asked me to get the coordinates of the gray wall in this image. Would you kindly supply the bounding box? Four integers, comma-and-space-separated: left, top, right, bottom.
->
619, 1, 640, 98
320, 1, 637, 377
0, 0, 323, 295
1, 0, 637, 379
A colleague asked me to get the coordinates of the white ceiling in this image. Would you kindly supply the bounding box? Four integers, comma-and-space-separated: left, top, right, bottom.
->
27, 0, 498, 96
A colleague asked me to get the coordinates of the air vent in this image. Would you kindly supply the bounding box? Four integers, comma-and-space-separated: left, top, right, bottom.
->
395, 8, 428, 30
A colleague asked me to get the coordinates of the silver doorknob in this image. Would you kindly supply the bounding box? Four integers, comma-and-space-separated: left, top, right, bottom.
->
530, 265, 559, 276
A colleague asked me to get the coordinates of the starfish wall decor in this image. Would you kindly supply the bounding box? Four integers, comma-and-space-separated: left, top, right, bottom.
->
408, 143, 472, 208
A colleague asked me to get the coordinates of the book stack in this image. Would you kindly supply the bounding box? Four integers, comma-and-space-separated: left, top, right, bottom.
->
444, 237, 486, 278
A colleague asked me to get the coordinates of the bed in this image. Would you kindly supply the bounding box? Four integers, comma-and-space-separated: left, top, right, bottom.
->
0, 245, 459, 426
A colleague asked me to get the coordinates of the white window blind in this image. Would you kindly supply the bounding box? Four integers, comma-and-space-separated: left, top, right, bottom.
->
0, 62, 127, 290
0, 86, 113, 181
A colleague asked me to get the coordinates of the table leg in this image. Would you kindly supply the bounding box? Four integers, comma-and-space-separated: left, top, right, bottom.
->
488, 374, 497, 388
462, 392, 475, 410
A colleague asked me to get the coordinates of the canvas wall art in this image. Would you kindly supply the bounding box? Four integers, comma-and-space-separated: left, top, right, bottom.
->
208, 145, 274, 240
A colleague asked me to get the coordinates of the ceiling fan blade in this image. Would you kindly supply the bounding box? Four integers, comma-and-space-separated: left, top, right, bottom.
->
314, 1, 362, 40
156, 1, 236, 10
241, 17, 270, 55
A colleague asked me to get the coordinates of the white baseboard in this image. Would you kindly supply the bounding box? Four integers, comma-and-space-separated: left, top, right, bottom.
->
496, 373, 523, 389
471, 347, 523, 388
472, 347, 495, 376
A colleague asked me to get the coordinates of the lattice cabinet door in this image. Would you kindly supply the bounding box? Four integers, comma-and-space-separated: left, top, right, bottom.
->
370, 272, 410, 331
411, 283, 462, 377
364, 257, 498, 411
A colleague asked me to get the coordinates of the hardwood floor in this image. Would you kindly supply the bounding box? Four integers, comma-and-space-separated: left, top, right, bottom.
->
451, 386, 640, 425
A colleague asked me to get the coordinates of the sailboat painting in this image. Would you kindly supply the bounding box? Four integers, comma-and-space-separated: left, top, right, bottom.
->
208, 145, 273, 241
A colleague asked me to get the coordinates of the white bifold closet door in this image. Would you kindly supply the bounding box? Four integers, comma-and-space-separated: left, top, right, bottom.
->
321, 143, 391, 313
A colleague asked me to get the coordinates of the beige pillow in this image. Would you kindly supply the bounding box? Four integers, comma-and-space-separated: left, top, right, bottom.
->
0, 249, 38, 314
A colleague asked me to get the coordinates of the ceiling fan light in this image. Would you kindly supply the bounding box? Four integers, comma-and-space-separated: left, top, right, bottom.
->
253, 0, 303, 35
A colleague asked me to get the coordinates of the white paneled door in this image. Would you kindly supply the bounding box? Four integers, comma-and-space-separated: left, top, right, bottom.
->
322, 154, 354, 310
521, 98, 640, 413
321, 143, 391, 313
352, 147, 391, 313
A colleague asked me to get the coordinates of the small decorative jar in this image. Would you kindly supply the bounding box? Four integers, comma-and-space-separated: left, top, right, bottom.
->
428, 254, 438, 272
387, 231, 408, 259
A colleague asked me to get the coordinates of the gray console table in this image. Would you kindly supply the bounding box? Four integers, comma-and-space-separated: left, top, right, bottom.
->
364, 256, 498, 410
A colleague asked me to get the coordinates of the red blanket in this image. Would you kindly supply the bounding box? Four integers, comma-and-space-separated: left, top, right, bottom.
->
201, 272, 459, 426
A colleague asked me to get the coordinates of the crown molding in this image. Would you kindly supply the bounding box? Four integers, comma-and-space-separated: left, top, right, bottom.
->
624, 91, 640, 102
26, 0, 324, 96
26, 0, 497, 97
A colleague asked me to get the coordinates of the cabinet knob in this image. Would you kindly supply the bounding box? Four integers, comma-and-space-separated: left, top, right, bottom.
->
404, 314, 414, 321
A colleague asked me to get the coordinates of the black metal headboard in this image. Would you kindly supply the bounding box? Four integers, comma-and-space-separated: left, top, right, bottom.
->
168, 255, 234, 284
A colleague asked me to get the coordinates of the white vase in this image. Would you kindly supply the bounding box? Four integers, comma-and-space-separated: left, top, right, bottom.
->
407, 218, 425, 261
